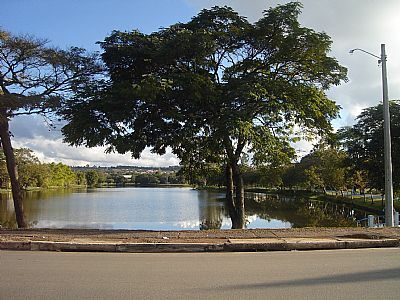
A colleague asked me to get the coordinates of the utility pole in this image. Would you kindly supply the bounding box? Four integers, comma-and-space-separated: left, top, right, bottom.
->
349, 44, 394, 226
380, 44, 394, 227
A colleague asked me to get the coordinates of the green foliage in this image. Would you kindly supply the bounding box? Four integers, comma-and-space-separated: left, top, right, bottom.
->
179, 162, 224, 186
157, 174, 169, 184
75, 171, 87, 186
0, 29, 102, 117
0, 151, 9, 188
281, 163, 305, 189
338, 101, 400, 192
85, 170, 100, 187
1, 148, 49, 188
165, 173, 186, 184
47, 163, 76, 188
62, 2, 346, 170
0, 148, 79, 188
300, 147, 348, 192
15, 148, 41, 188
274, 146, 350, 192
256, 166, 284, 188
351, 170, 369, 193
135, 173, 160, 186
106, 173, 128, 186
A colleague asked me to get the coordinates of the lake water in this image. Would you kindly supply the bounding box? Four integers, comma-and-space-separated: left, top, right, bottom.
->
0, 187, 373, 230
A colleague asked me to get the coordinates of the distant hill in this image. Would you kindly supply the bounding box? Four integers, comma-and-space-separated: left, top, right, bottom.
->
71, 165, 181, 173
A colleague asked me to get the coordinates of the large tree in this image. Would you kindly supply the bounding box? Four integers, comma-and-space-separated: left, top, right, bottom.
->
338, 101, 399, 193
0, 30, 101, 227
62, 2, 347, 228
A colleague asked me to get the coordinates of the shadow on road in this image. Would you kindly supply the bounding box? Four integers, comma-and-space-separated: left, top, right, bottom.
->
218, 268, 400, 290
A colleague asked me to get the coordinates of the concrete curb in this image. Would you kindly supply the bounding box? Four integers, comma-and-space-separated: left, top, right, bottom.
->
0, 238, 399, 253
225, 238, 400, 252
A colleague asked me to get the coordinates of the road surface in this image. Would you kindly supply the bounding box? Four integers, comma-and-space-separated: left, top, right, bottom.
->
1, 248, 399, 299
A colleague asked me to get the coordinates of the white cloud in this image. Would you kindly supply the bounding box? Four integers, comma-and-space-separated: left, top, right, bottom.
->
186, 0, 400, 115
10, 123, 179, 167
10, 114, 180, 167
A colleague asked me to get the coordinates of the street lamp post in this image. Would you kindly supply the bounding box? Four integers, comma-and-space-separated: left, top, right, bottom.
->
349, 44, 394, 227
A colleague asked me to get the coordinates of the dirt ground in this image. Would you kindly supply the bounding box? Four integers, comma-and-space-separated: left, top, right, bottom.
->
1, 227, 400, 244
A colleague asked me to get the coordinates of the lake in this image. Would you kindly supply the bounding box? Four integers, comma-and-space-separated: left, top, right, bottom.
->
0, 187, 374, 230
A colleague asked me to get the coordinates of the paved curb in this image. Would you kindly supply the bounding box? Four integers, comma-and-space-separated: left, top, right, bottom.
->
0, 238, 399, 253
225, 238, 400, 252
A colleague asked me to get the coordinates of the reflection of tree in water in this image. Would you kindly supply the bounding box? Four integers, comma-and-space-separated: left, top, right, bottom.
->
0, 193, 39, 228
198, 191, 226, 230
245, 193, 359, 227
199, 204, 224, 230
0, 189, 77, 229
0, 193, 17, 228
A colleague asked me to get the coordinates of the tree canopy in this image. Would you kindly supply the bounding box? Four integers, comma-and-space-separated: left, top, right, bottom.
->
338, 101, 400, 193
62, 2, 347, 228
0, 29, 101, 118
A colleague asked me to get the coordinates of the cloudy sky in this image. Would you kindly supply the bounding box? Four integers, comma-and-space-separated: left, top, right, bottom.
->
2, 0, 400, 166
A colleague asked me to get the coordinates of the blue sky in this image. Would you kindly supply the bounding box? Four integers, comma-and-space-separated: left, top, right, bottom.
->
2, 0, 196, 50
2, 0, 400, 166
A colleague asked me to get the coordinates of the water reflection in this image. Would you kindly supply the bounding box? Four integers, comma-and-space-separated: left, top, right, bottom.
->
198, 190, 226, 230
246, 193, 359, 227
0, 192, 17, 228
0, 188, 370, 230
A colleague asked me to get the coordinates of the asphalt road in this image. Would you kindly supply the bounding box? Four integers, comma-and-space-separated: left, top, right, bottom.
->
1, 248, 399, 300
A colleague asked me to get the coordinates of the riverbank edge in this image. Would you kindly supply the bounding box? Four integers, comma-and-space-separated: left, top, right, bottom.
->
198, 186, 400, 213
0, 184, 192, 193
1, 227, 399, 253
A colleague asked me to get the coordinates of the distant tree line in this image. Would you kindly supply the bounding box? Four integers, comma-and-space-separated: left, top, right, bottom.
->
0, 148, 77, 189
184, 101, 400, 197
0, 148, 186, 189
92, 170, 186, 187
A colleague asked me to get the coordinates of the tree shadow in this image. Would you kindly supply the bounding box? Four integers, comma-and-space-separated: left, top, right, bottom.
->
217, 268, 400, 290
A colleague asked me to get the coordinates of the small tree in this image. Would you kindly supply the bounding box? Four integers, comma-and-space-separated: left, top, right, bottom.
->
85, 170, 100, 187
300, 147, 348, 194
14, 148, 40, 188
0, 30, 101, 227
75, 171, 87, 186
351, 170, 369, 201
135, 174, 160, 186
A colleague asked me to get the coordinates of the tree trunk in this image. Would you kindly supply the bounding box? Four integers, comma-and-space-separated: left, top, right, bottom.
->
224, 162, 245, 229
0, 112, 27, 228
225, 163, 237, 227
232, 163, 245, 229
223, 135, 246, 229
